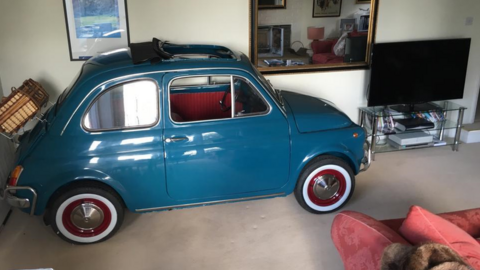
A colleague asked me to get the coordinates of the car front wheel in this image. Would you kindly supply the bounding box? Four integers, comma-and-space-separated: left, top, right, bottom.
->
49, 185, 124, 244
294, 156, 355, 214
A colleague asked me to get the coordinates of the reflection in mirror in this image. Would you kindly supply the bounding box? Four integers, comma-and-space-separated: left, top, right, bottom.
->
253, 0, 376, 73
259, 0, 286, 9
84, 80, 158, 130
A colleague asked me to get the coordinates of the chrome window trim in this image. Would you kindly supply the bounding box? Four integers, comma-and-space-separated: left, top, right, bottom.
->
167, 73, 272, 125
230, 76, 235, 119
61, 67, 286, 136
80, 78, 161, 133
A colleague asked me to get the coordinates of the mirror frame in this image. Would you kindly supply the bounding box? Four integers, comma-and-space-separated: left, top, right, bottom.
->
250, 0, 379, 75
259, 0, 287, 9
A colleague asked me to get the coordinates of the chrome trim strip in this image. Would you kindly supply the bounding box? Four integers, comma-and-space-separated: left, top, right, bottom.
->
0, 186, 38, 215
135, 192, 285, 212
61, 67, 286, 136
230, 76, 235, 119
167, 74, 272, 125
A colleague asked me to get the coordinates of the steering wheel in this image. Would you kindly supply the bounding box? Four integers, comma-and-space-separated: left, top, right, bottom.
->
219, 88, 239, 112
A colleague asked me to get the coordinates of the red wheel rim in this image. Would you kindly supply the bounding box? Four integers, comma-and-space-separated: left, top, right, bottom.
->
62, 198, 112, 237
307, 169, 346, 206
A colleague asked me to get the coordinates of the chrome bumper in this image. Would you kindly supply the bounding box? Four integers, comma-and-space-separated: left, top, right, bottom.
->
359, 140, 371, 173
0, 186, 37, 215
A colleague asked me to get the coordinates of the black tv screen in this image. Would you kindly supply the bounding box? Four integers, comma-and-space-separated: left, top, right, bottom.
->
368, 38, 471, 107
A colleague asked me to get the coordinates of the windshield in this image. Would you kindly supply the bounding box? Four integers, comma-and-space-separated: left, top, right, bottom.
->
251, 65, 284, 109
57, 68, 83, 106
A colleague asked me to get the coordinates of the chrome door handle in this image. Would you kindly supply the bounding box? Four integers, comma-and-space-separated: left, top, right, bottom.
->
165, 137, 188, 143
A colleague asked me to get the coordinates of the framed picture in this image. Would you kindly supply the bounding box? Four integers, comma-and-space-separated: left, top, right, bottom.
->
356, 0, 371, 3
63, 0, 130, 61
259, 0, 286, 9
340, 18, 356, 32
313, 0, 343, 18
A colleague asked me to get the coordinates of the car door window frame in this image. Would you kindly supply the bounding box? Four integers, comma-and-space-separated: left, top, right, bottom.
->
168, 74, 272, 125
81, 78, 161, 132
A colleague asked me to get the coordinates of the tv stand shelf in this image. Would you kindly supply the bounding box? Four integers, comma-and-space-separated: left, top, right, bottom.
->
359, 101, 466, 160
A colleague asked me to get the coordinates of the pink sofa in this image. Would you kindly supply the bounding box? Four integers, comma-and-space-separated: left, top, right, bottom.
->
311, 39, 343, 64
331, 208, 480, 270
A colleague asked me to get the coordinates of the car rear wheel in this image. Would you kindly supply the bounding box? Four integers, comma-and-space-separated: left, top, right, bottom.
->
49, 185, 124, 244
294, 156, 355, 214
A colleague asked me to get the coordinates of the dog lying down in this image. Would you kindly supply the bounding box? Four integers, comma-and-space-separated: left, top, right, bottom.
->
381, 243, 473, 270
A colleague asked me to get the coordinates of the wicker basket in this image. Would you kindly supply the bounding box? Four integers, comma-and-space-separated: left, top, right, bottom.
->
0, 79, 49, 134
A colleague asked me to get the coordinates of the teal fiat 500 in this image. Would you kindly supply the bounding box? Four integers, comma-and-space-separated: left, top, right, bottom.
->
1, 40, 370, 244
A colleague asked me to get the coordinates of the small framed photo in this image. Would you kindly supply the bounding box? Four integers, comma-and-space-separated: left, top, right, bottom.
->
340, 18, 356, 32
313, 0, 343, 18
344, 23, 354, 32
63, 0, 130, 61
356, 0, 371, 4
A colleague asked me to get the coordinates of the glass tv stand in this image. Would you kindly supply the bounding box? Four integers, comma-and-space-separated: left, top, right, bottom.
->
359, 101, 466, 160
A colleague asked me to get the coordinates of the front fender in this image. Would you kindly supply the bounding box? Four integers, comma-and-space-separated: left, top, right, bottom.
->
297, 144, 360, 175
284, 125, 365, 193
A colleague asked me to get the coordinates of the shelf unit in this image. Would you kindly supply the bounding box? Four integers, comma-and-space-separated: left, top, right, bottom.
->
359, 101, 466, 160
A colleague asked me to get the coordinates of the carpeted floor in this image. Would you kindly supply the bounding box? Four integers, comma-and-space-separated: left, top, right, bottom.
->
1, 143, 479, 270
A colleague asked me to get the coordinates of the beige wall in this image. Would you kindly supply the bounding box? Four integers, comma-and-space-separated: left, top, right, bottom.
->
0, 0, 249, 102
0, 0, 479, 123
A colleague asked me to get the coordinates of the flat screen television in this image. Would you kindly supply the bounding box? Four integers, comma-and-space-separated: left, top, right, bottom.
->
368, 38, 471, 110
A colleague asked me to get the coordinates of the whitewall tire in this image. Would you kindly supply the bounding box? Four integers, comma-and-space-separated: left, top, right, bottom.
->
50, 185, 124, 244
294, 156, 355, 214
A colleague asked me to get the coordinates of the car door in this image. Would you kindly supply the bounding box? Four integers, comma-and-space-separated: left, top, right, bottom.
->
163, 70, 290, 201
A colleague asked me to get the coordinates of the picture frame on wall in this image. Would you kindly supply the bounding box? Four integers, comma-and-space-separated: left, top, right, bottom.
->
355, 0, 371, 4
312, 0, 343, 18
63, 0, 130, 61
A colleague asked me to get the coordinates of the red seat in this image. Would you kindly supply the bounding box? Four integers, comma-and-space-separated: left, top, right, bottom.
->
170, 92, 232, 122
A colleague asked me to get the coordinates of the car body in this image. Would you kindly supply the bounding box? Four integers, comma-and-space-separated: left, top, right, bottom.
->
1, 41, 370, 244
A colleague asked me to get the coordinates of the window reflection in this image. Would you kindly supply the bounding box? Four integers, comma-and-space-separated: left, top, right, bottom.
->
120, 137, 155, 145
84, 80, 158, 131
118, 154, 153, 161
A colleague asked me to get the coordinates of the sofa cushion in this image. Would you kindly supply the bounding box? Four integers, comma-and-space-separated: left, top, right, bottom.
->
311, 40, 332, 54
381, 208, 480, 237
439, 208, 480, 238
331, 211, 409, 270
400, 206, 480, 270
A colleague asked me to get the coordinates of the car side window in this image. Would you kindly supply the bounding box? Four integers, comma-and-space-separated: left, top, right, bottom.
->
169, 76, 233, 123
84, 80, 158, 131
233, 77, 268, 117
169, 75, 269, 123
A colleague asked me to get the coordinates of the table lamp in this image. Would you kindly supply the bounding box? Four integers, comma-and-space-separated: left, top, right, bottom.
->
307, 27, 325, 41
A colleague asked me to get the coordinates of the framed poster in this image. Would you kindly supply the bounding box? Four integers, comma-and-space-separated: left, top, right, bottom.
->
63, 0, 130, 61
312, 0, 343, 18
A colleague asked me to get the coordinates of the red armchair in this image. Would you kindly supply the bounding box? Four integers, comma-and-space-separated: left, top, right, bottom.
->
331, 208, 480, 270
311, 39, 343, 64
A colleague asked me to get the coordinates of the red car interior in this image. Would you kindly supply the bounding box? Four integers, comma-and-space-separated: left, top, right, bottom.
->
170, 91, 242, 122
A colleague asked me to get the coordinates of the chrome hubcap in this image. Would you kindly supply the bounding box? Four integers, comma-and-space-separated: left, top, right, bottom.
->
70, 203, 104, 230
312, 175, 340, 200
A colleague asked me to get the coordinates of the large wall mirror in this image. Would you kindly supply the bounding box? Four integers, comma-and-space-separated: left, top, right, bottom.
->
250, 0, 378, 74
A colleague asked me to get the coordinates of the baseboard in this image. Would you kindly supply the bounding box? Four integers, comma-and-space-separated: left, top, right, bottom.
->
461, 128, 480, 144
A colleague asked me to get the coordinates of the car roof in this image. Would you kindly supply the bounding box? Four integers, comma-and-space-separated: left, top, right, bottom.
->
79, 44, 257, 85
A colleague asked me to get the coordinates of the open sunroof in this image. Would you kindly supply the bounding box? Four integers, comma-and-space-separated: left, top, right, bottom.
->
129, 38, 237, 65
